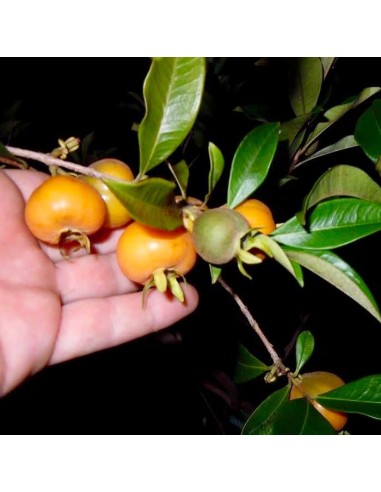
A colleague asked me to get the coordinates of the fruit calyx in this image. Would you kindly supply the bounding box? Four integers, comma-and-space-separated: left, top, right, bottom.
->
58, 229, 92, 258
143, 268, 187, 305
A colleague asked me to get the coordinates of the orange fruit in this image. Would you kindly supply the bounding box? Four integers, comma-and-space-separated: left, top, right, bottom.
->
117, 222, 197, 284
81, 158, 134, 229
234, 199, 276, 260
25, 175, 106, 245
234, 199, 276, 235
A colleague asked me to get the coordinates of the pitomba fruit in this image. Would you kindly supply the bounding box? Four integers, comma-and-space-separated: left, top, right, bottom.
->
192, 208, 250, 265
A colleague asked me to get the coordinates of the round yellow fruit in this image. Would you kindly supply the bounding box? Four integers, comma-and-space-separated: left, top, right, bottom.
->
82, 159, 134, 229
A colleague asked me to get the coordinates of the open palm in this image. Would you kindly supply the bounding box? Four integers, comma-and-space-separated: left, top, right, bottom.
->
0, 170, 198, 396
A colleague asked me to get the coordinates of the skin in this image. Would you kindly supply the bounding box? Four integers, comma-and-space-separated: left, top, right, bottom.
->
0, 169, 199, 397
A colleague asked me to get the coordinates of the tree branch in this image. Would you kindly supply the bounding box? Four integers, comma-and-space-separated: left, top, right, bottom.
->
5, 145, 120, 181
218, 276, 288, 374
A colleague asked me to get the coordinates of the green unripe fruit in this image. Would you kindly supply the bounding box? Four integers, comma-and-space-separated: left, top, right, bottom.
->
192, 208, 250, 264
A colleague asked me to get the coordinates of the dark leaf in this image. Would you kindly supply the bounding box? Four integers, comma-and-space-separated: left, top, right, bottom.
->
170, 160, 189, 197
288, 58, 323, 116
295, 331, 315, 375
284, 249, 381, 323
355, 99, 381, 163
320, 57, 337, 79
316, 375, 381, 419
302, 87, 381, 155
298, 164, 381, 224
295, 135, 359, 168
234, 345, 269, 384
242, 386, 335, 434
273, 198, 381, 250
139, 57, 206, 174
227, 122, 280, 209
205, 142, 224, 203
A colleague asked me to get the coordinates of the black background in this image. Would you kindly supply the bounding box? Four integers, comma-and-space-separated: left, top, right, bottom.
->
1, 58, 381, 435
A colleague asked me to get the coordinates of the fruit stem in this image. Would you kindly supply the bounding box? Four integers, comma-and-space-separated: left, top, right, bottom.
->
5, 145, 126, 182
218, 276, 288, 374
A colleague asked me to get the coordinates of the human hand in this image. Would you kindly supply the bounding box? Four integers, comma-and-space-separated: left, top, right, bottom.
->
0, 169, 199, 396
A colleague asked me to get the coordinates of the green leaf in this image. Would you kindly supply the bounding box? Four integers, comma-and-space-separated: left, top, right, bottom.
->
295, 331, 315, 376
316, 375, 381, 419
295, 135, 359, 168
298, 165, 381, 224
242, 386, 335, 435
234, 345, 269, 384
234, 103, 273, 123
355, 99, 381, 163
282, 399, 337, 434
284, 249, 381, 323
245, 234, 304, 286
0, 141, 17, 160
288, 58, 323, 116
289, 259, 304, 287
302, 87, 381, 154
103, 177, 182, 230
242, 386, 289, 435
138, 57, 206, 174
289, 127, 307, 160
209, 265, 222, 284
320, 57, 337, 79
280, 114, 311, 145
227, 122, 280, 209
170, 160, 189, 197
205, 142, 224, 203
273, 198, 381, 250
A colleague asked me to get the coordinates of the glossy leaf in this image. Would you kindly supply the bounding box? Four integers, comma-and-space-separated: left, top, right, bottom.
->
205, 142, 224, 203
298, 165, 381, 224
316, 375, 381, 419
242, 386, 335, 435
320, 57, 336, 79
246, 234, 303, 286
284, 249, 381, 323
295, 331, 315, 376
273, 198, 381, 250
234, 345, 269, 384
242, 386, 289, 435
288, 58, 323, 116
103, 177, 182, 230
355, 99, 381, 163
138, 57, 206, 174
295, 135, 358, 168
302, 87, 381, 154
227, 122, 280, 209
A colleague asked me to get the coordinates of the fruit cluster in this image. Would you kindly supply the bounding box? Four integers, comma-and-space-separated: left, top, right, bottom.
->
24, 158, 276, 301
23, 159, 348, 431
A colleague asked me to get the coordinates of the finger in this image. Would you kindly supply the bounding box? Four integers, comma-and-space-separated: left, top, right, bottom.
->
56, 252, 139, 303
49, 284, 199, 365
4, 169, 48, 200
